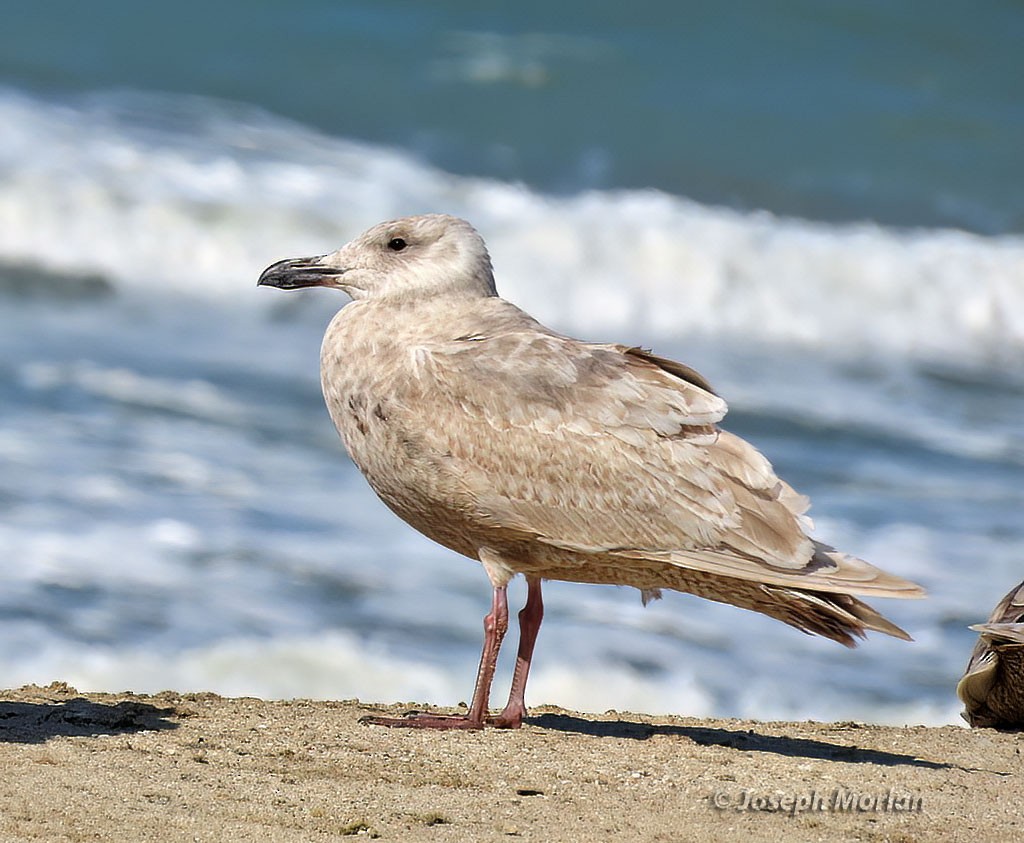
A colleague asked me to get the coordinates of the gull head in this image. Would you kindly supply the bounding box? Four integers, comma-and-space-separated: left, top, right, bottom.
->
257, 214, 497, 302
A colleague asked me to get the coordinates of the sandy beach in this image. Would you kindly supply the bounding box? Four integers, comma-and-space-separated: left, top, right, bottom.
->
1, 682, 1019, 842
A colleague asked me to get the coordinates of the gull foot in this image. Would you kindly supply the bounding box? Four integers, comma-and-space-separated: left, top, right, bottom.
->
359, 712, 486, 730
487, 708, 526, 729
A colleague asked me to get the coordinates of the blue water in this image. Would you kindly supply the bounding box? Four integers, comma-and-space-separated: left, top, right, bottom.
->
7, 0, 1024, 232
1, 3, 1023, 724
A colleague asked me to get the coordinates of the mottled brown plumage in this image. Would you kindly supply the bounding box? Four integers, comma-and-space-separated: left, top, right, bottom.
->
258, 213, 925, 729
957, 579, 1024, 729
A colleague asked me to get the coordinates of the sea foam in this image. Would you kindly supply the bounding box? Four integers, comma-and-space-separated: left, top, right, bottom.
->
2, 87, 1022, 367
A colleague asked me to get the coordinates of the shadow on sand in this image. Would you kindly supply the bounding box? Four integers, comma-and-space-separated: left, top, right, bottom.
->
0, 697, 178, 744
528, 713, 953, 770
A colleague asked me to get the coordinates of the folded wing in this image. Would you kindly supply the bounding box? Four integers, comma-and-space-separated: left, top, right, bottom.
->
407, 327, 922, 602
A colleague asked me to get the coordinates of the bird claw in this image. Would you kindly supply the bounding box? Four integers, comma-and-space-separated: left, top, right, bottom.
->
358, 708, 527, 730
486, 715, 522, 729
358, 712, 486, 730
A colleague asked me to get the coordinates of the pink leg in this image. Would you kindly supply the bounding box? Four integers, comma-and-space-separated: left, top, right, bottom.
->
467, 584, 510, 722
360, 585, 509, 730
491, 577, 543, 729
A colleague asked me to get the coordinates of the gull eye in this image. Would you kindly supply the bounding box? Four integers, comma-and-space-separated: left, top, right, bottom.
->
387, 237, 407, 251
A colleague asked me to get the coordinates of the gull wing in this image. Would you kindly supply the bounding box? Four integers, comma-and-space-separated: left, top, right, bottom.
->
410, 327, 922, 601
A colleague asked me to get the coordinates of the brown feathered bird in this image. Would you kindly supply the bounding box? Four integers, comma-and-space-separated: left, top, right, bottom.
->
957, 579, 1024, 729
258, 214, 925, 729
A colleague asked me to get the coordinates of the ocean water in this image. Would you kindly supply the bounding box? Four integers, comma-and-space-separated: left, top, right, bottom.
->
2, 4, 1023, 726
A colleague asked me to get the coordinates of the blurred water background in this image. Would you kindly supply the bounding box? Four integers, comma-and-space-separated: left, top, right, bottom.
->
2, 1, 1023, 724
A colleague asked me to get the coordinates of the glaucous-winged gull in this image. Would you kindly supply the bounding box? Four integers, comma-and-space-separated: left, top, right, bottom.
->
258, 214, 925, 729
